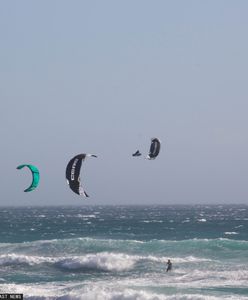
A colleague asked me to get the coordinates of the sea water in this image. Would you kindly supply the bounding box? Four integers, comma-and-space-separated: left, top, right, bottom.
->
0, 205, 248, 299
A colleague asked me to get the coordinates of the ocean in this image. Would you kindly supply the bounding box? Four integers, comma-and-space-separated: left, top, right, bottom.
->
0, 205, 248, 299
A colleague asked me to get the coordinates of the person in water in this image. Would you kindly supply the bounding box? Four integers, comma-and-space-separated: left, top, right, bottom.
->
166, 259, 172, 272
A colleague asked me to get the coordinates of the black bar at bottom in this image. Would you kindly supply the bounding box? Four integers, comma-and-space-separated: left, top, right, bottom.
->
0, 295, 23, 300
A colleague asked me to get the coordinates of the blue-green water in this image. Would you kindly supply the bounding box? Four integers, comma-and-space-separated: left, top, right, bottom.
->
0, 205, 248, 299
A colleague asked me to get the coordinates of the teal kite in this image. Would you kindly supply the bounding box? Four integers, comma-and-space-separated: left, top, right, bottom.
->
17, 164, 40, 192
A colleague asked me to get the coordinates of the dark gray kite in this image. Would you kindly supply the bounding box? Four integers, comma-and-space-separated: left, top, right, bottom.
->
146, 138, 161, 160
66, 153, 97, 197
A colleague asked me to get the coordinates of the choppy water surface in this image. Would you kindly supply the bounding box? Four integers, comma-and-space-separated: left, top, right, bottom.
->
0, 205, 248, 299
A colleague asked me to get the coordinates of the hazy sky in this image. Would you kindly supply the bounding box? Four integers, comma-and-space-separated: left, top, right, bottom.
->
1, 1, 248, 206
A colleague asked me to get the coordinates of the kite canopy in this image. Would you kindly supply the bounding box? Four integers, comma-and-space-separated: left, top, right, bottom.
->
66, 153, 97, 197
16, 164, 40, 192
147, 138, 161, 160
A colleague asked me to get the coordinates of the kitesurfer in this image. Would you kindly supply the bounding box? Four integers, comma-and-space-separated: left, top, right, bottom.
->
166, 259, 172, 272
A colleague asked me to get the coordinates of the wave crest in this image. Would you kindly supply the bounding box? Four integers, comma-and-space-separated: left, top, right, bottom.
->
0, 252, 210, 271
57, 252, 135, 272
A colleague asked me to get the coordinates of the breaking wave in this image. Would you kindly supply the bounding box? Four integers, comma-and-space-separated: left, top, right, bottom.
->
0, 252, 211, 272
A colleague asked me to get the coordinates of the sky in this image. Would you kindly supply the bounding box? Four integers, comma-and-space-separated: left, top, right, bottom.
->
0, 0, 248, 206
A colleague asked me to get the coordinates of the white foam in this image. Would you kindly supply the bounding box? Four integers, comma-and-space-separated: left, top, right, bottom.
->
70, 286, 170, 300
0, 253, 57, 266
182, 219, 190, 223
0, 282, 246, 300
58, 252, 135, 272
224, 232, 239, 235
78, 214, 97, 218
144, 255, 212, 264
0, 251, 212, 273
198, 218, 207, 222
170, 269, 248, 290
142, 220, 163, 223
